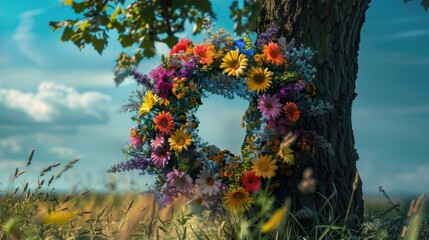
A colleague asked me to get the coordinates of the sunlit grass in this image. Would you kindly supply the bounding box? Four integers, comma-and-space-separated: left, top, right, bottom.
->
0, 150, 427, 239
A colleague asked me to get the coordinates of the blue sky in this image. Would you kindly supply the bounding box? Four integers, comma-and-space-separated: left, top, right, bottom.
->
0, 1, 428, 196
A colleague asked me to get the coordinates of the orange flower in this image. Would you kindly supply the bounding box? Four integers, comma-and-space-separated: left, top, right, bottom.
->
263, 42, 284, 65
154, 111, 175, 135
283, 102, 300, 122
193, 44, 214, 65
170, 38, 193, 55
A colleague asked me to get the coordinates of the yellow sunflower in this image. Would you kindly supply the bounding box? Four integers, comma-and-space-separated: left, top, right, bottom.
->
246, 67, 273, 93
220, 49, 248, 78
139, 90, 160, 116
277, 145, 295, 165
252, 154, 278, 178
168, 128, 192, 153
223, 186, 253, 212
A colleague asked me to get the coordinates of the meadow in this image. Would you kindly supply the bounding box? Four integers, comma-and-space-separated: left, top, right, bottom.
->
0, 150, 427, 240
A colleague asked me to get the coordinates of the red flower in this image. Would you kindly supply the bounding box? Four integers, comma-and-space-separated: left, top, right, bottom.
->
263, 42, 284, 65
154, 111, 175, 135
170, 38, 192, 55
241, 170, 261, 193
283, 102, 300, 122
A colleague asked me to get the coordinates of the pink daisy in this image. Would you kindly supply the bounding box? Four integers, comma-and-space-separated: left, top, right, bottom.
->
151, 134, 165, 149
167, 169, 193, 194
151, 146, 171, 168
257, 94, 283, 119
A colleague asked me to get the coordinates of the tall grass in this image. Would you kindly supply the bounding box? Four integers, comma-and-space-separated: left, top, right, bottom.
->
0, 150, 427, 239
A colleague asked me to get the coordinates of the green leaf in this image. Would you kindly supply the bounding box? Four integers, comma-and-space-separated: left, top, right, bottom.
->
118, 34, 134, 48
162, 35, 178, 48
110, 5, 122, 21
60, 27, 74, 42
79, 20, 90, 31
92, 38, 106, 54
72, 2, 87, 13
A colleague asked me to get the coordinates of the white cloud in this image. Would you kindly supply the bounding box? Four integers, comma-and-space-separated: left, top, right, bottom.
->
0, 160, 23, 170
0, 138, 21, 153
49, 147, 79, 159
12, 9, 46, 65
0, 81, 112, 124
385, 29, 429, 40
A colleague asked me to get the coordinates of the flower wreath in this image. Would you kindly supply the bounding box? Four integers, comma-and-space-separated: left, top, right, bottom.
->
111, 20, 332, 213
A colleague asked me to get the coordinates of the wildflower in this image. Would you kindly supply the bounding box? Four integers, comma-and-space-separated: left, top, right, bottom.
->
170, 38, 193, 55
167, 169, 193, 194
246, 67, 273, 93
168, 128, 192, 153
241, 170, 261, 193
252, 154, 278, 178
41, 212, 75, 225
155, 79, 173, 99
151, 146, 171, 168
154, 111, 175, 135
261, 206, 287, 233
220, 49, 248, 78
263, 42, 284, 65
139, 90, 159, 116
129, 127, 142, 147
195, 170, 221, 196
283, 102, 300, 122
223, 187, 253, 212
150, 134, 165, 149
278, 145, 294, 165
257, 94, 283, 119
193, 44, 215, 65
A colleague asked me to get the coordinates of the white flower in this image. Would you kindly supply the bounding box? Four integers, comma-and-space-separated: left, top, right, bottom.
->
195, 170, 221, 196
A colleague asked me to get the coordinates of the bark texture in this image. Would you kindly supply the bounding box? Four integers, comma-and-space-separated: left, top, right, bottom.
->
257, 0, 371, 226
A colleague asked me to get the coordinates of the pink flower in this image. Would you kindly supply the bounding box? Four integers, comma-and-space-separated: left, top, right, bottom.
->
151, 147, 171, 168
257, 94, 283, 119
156, 79, 173, 99
167, 169, 193, 194
130, 127, 142, 147
151, 134, 165, 149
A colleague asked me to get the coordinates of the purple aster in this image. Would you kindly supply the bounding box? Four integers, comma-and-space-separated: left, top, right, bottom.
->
151, 146, 171, 168
257, 94, 283, 119
167, 169, 193, 195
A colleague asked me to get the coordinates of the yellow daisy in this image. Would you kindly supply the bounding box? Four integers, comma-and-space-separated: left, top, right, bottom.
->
220, 49, 248, 78
277, 145, 294, 165
139, 90, 160, 116
252, 154, 278, 178
168, 128, 192, 153
246, 67, 273, 93
223, 186, 253, 212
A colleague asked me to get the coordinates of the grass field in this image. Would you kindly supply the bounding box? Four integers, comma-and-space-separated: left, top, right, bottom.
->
0, 151, 427, 239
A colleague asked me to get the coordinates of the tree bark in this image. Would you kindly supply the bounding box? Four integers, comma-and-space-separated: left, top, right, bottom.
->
256, 0, 371, 227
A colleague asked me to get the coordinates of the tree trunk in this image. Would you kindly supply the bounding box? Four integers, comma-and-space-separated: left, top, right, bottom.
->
256, 0, 371, 227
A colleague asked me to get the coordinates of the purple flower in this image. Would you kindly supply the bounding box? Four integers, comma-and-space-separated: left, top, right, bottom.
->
130, 68, 153, 90
151, 146, 171, 168
155, 79, 173, 99
257, 94, 283, 119
267, 117, 288, 135
167, 169, 193, 195
256, 23, 278, 50
149, 64, 175, 84
109, 157, 148, 173
179, 56, 198, 79
277, 81, 305, 99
